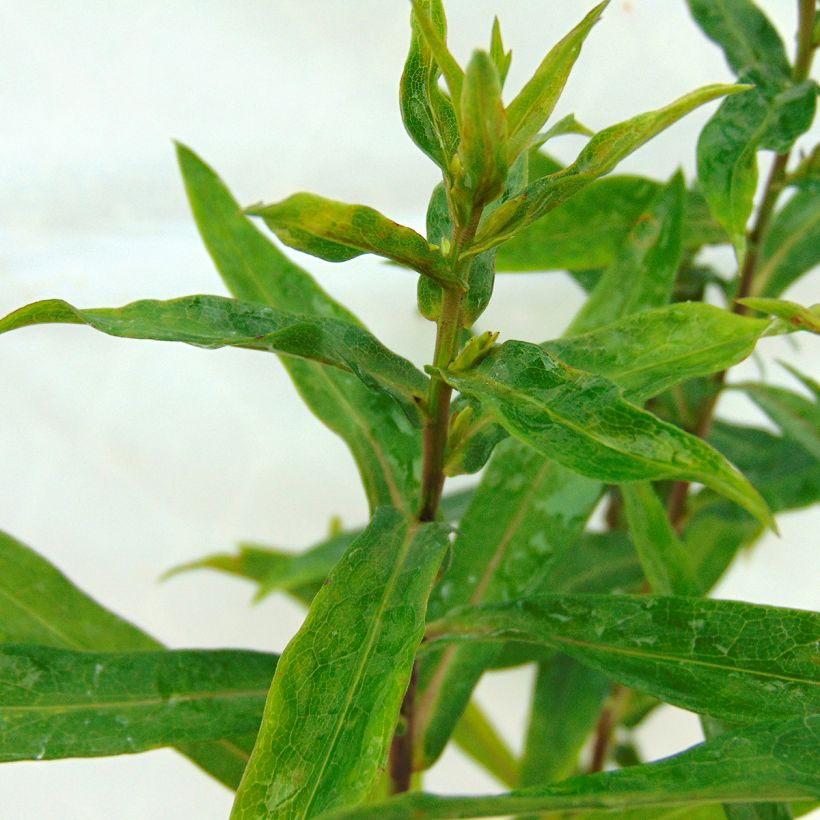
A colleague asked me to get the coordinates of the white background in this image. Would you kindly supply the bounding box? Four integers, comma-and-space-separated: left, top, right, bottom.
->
1, 1, 818, 817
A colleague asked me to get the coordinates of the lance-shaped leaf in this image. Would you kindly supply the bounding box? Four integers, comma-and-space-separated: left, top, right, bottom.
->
733, 382, 820, 461
686, 0, 792, 79
756, 190, 820, 298
246, 194, 449, 284
439, 340, 772, 526
0, 295, 428, 422
566, 172, 685, 335
738, 297, 820, 334
622, 482, 701, 596
0, 645, 276, 761
452, 701, 518, 788
177, 144, 421, 514
505, 1, 607, 161
426, 595, 820, 724
415, 440, 601, 768
165, 487, 475, 604
471, 83, 748, 254
400, 0, 459, 172
231, 508, 449, 819
697, 70, 817, 250
324, 716, 820, 819
489, 17, 512, 86
0, 530, 254, 788
521, 656, 611, 787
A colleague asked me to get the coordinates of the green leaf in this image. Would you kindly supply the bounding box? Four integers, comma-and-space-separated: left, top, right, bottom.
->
400, 0, 459, 172
734, 382, 820, 461
451, 50, 508, 220
521, 656, 610, 787
176, 144, 422, 514
489, 17, 512, 86
0, 645, 276, 761
505, 1, 607, 161
452, 700, 518, 788
440, 340, 772, 526
686, 0, 791, 78
231, 508, 449, 819
697, 71, 817, 250
534, 113, 594, 145
427, 595, 820, 724
496, 176, 726, 273
473, 83, 748, 254
0, 530, 253, 788
324, 716, 820, 819
756, 190, 820, 297
622, 482, 701, 596
414, 441, 600, 769
246, 194, 449, 284
0, 295, 429, 422
737, 297, 820, 334
565, 172, 685, 335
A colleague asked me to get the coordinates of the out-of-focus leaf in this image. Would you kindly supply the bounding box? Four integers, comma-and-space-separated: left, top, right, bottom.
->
496, 177, 726, 273
0, 295, 429, 422
535, 113, 594, 145
0, 530, 254, 788
521, 656, 610, 787
246, 194, 449, 283
325, 717, 820, 819
489, 17, 512, 86
177, 144, 422, 513
756, 190, 820, 297
734, 381, 820, 460
0, 645, 276, 761
697, 71, 817, 251
440, 340, 772, 526
505, 1, 607, 161
231, 508, 449, 819
686, 0, 791, 78
621, 482, 700, 596
452, 700, 518, 788
738, 297, 820, 334
472, 83, 747, 254
400, 0, 459, 172
415, 439, 600, 769
427, 595, 820, 724
566, 172, 685, 335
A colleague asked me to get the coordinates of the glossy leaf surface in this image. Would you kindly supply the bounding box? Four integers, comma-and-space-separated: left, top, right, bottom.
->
427, 594, 820, 723
326, 717, 820, 819
247, 194, 447, 282
472, 83, 747, 253
0, 645, 276, 760
0, 530, 254, 788
0, 295, 428, 421
231, 508, 449, 819
177, 144, 422, 513
441, 340, 771, 525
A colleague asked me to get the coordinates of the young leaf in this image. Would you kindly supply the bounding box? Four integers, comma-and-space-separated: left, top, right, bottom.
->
176, 144, 422, 514
400, 0, 459, 172
426, 594, 820, 724
0, 530, 254, 788
472, 83, 749, 254
505, 1, 608, 161
621, 482, 701, 596
0, 295, 429, 421
697, 71, 817, 251
737, 297, 820, 334
415, 440, 601, 768
566, 172, 685, 335
0, 645, 276, 761
489, 17, 512, 86
756, 190, 820, 297
440, 340, 772, 527
324, 716, 820, 819
685, 0, 792, 79
410, 0, 464, 114
231, 508, 449, 819
520, 656, 611, 787
246, 194, 449, 284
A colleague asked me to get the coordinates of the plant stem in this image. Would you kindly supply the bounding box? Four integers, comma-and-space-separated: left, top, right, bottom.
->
794, 0, 816, 83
